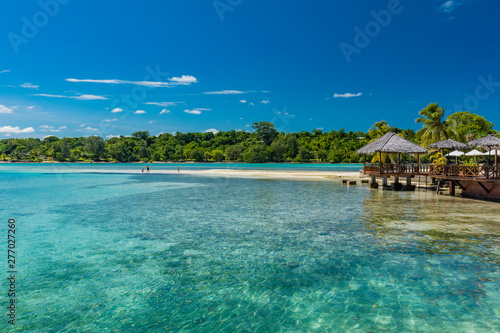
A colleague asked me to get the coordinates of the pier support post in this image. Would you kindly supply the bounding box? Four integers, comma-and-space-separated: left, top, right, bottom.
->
369, 176, 378, 188
392, 176, 402, 191
382, 177, 388, 186
449, 181, 455, 196
406, 177, 412, 186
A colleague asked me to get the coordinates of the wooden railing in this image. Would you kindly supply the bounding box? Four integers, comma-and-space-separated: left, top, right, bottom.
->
429, 165, 500, 178
363, 163, 428, 175
363, 163, 499, 178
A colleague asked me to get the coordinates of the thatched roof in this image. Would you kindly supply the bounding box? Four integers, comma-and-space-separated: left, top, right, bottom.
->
428, 139, 467, 150
357, 132, 428, 154
467, 134, 500, 148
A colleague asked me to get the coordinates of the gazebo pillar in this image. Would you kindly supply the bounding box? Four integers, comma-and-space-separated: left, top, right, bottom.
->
379, 151, 382, 174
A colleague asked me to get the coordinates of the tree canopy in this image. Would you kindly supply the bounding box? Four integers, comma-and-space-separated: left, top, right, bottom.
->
1, 106, 496, 164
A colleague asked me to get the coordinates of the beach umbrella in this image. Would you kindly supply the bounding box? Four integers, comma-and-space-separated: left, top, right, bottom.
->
429, 139, 467, 164
446, 150, 465, 157
467, 134, 500, 149
465, 149, 484, 164
446, 150, 464, 164
465, 149, 484, 156
429, 139, 467, 150
468, 135, 500, 167
483, 149, 500, 156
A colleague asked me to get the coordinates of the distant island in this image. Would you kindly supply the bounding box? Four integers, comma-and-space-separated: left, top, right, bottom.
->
1, 106, 497, 164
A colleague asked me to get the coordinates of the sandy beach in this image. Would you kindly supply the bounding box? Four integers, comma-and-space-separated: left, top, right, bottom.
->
56, 168, 364, 181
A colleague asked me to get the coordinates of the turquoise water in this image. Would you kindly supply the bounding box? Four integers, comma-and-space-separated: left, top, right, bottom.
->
0, 162, 364, 173
1, 166, 499, 332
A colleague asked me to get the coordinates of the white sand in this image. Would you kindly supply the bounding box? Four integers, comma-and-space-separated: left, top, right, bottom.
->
68, 168, 364, 181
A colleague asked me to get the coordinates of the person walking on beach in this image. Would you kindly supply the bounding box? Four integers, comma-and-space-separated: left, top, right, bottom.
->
146, 165, 150, 173
178, 166, 180, 173
141, 169, 144, 173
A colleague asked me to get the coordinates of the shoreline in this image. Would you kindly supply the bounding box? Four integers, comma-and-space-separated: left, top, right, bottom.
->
0, 160, 361, 165
42, 168, 364, 181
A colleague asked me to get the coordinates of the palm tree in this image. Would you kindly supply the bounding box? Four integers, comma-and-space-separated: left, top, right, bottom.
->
415, 103, 458, 147
367, 120, 395, 163
430, 152, 447, 165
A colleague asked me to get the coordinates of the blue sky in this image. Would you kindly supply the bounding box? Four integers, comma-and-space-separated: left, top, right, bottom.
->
1, 0, 500, 138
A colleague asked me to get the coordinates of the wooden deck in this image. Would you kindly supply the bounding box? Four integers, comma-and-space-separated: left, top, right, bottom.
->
363, 163, 500, 181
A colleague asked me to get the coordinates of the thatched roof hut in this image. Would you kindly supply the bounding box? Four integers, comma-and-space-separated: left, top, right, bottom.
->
357, 132, 428, 154
467, 134, 500, 148
428, 139, 466, 150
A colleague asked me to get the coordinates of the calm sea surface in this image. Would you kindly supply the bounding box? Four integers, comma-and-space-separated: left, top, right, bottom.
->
1, 164, 499, 332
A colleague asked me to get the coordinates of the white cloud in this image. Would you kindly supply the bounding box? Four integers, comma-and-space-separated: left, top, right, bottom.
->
145, 102, 181, 107
66, 75, 197, 88
333, 92, 362, 98
76, 94, 108, 100
261, 100, 270, 104
27, 106, 36, 109
107, 135, 120, 139
204, 128, 219, 134
249, 103, 255, 106
168, 75, 197, 84
79, 124, 86, 127
239, 100, 247, 103
439, 0, 461, 12
134, 110, 146, 114
32, 93, 107, 100
160, 109, 171, 114
184, 109, 202, 115
39, 125, 53, 129
104, 119, 118, 122
239, 117, 244, 120
0, 105, 14, 114
20, 83, 39, 89
50, 129, 60, 132
4, 134, 11, 137
0, 70, 10, 74
203, 90, 245, 95
84, 127, 100, 132
148, 120, 156, 124
0, 126, 35, 134
245, 124, 250, 127
111, 107, 123, 113
59, 126, 67, 129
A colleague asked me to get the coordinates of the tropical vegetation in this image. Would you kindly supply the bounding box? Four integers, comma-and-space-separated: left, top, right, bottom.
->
0, 105, 497, 164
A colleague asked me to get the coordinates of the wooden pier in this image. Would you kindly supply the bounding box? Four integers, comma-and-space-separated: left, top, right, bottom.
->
362, 163, 500, 200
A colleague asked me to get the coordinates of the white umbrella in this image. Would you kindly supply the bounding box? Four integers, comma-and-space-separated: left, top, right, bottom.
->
465, 149, 484, 156
466, 149, 484, 164
483, 149, 500, 156
446, 150, 464, 157
446, 150, 464, 164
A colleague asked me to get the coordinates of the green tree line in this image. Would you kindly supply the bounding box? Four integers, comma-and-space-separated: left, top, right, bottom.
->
0, 108, 496, 164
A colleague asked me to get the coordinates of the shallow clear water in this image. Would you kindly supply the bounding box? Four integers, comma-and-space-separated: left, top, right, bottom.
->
1, 167, 499, 332
0, 162, 364, 173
